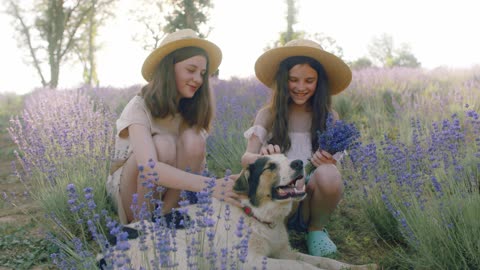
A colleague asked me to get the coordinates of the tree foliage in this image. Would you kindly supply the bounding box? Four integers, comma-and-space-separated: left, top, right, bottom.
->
164, 0, 213, 37
6, 0, 116, 88
74, 0, 116, 86
367, 33, 420, 68
132, 0, 213, 51
368, 33, 394, 67
282, 0, 299, 44
392, 44, 421, 68
350, 57, 373, 70
130, 0, 167, 51
307, 33, 344, 59
266, 0, 303, 49
265, 0, 345, 62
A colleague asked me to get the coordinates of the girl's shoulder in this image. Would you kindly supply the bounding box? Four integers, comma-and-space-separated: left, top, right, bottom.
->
123, 95, 144, 108
119, 95, 149, 118
129, 95, 145, 105
254, 107, 273, 128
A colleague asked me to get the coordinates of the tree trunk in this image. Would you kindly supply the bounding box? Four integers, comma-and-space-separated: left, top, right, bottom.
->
50, 62, 60, 88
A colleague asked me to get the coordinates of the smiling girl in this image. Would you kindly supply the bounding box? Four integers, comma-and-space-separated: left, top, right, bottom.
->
241, 39, 352, 257
107, 29, 238, 225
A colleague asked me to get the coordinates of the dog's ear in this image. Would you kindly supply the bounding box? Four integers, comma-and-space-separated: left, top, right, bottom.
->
233, 169, 249, 194
233, 159, 267, 207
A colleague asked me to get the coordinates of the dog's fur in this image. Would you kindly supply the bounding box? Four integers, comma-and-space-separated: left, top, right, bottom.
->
100, 154, 376, 269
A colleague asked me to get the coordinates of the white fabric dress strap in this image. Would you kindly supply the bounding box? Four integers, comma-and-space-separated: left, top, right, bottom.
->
244, 125, 268, 144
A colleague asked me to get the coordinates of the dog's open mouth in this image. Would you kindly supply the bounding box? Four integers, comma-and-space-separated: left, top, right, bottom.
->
272, 174, 306, 200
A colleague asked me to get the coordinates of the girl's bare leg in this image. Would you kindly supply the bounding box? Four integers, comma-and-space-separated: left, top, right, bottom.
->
161, 127, 206, 214
302, 164, 343, 231
119, 134, 177, 222
177, 127, 207, 174
152, 134, 178, 214
119, 153, 140, 223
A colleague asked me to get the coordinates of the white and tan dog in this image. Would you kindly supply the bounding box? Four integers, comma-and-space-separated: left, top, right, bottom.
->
99, 154, 377, 269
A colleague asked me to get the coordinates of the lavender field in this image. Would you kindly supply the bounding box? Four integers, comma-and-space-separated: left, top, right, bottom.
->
1, 66, 479, 269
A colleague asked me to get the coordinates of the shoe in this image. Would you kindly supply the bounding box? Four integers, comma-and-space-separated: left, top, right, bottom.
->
306, 229, 337, 257
152, 210, 191, 229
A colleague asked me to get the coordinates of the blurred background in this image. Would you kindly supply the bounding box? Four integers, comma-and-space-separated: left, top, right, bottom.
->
1, 0, 480, 94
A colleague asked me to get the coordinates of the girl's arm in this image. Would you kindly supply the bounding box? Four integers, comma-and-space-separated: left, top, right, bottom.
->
241, 137, 263, 168
241, 108, 281, 167
129, 124, 239, 204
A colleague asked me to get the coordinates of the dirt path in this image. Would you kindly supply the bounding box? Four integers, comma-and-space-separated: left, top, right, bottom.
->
0, 133, 50, 269
0, 172, 41, 230
0, 135, 30, 222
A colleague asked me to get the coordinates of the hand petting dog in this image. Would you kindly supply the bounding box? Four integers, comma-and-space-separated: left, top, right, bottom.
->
214, 174, 242, 207
98, 154, 377, 270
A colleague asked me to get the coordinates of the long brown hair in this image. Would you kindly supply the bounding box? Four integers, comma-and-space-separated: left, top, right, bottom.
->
267, 56, 331, 153
140, 46, 214, 132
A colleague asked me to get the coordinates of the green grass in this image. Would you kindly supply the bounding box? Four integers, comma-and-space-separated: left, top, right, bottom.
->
0, 220, 57, 269
2, 67, 480, 269
0, 93, 23, 166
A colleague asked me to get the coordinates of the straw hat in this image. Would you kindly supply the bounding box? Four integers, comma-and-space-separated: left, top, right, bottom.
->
254, 39, 352, 95
141, 29, 222, 81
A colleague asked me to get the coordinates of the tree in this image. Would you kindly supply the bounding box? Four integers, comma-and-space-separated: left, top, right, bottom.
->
367, 33, 421, 68
307, 33, 344, 59
282, 0, 299, 44
392, 44, 421, 68
74, 0, 116, 86
368, 33, 394, 67
164, 0, 213, 37
265, 0, 304, 50
265, 0, 344, 59
130, 0, 167, 51
6, 0, 115, 88
350, 57, 373, 70
131, 0, 213, 50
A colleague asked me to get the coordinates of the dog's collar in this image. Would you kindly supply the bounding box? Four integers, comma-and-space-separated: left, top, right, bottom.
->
242, 206, 275, 228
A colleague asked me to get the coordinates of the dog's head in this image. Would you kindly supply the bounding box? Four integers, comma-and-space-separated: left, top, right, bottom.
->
233, 154, 306, 208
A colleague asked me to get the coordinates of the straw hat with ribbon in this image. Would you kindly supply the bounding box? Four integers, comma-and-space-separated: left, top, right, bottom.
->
141, 29, 222, 82
255, 39, 352, 95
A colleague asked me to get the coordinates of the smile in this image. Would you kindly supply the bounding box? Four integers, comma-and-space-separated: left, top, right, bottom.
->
292, 92, 308, 97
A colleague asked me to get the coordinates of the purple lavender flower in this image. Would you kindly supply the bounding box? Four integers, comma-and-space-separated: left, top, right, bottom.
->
262, 256, 268, 270
305, 113, 360, 174
317, 113, 361, 155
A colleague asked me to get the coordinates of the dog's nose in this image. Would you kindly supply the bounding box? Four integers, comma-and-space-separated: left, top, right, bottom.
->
290, 159, 303, 170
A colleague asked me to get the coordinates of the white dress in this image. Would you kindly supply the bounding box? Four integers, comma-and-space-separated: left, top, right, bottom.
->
243, 125, 345, 166
243, 125, 312, 165
107, 95, 207, 224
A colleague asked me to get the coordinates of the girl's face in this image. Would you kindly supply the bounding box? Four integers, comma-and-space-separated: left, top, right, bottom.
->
287, 63, 318, 107
174, 55, 207, 99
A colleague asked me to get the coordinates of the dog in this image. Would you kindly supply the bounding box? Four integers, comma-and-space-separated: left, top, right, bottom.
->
99, 154, 377, 269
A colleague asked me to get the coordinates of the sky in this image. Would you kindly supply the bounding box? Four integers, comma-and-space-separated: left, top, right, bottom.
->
1, 0, 480, 95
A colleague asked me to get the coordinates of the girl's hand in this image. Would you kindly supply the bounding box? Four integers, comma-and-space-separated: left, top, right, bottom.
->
260, 144, 281, 155
212, 174, 242, 207
310, 149, 337, 167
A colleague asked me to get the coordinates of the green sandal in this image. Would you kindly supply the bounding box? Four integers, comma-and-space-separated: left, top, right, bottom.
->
306, 229, 337, 257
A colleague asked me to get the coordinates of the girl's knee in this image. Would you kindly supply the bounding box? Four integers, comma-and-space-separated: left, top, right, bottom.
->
178, 128, 206, 158
310, 165, 342, 193
152, 134, 177, 166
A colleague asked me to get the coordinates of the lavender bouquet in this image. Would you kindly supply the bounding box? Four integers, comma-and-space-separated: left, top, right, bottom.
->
305, 113, 361, 175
